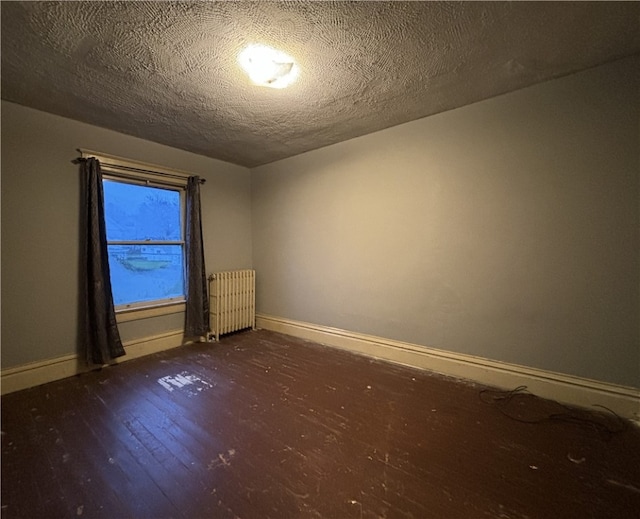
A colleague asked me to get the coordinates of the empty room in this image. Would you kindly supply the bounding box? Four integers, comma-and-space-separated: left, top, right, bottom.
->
1, 2, 639, 518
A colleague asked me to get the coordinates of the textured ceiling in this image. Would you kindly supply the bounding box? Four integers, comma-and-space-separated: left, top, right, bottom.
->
2, 1, 639, 168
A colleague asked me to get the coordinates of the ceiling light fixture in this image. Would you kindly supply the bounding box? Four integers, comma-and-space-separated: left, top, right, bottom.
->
238, 44, 298, 89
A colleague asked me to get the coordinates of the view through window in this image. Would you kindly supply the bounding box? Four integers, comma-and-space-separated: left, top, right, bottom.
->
103, 178, 185, 308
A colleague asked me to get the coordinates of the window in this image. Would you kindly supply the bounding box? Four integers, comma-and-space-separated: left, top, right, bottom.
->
103, 177, 186, 309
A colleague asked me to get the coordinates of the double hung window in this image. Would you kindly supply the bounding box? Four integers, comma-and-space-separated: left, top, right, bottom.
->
103, 177, 186, 309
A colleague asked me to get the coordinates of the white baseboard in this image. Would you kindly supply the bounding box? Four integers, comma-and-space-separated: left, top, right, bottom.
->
0, 329, 185, 395
256, 314, 640, 422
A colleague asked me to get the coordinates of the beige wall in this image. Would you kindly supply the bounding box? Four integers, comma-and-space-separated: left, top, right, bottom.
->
1, 101, 252, 368
251, 56, 639, 387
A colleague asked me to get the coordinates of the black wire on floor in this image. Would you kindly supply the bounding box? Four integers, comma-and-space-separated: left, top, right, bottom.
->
478, 385, 626, 440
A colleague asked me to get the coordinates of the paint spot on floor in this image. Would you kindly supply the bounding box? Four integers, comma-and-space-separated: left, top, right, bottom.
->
208, 448, 236, 470
567, 453, 586, 464
157, 372, 213, 395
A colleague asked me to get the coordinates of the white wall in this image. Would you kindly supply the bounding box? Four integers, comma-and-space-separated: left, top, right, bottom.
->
251, 56, 639, 388
1, 101, 252, 369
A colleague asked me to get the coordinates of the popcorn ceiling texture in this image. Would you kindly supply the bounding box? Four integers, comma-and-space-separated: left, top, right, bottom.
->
2, 1, 639, 167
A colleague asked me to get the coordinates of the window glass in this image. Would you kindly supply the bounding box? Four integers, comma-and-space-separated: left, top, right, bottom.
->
103, 179, 185, 308
104, 181, 181, 241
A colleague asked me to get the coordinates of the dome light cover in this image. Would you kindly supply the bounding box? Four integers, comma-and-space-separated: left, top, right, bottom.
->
239, 44, 299, 89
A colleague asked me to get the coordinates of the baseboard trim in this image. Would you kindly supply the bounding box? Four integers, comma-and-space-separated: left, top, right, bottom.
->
256, 314, 640, 422
0, 329, 185, 395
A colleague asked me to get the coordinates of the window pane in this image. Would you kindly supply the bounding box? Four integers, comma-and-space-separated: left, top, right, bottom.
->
104, 180, 182, 241
108, 245, 184, 306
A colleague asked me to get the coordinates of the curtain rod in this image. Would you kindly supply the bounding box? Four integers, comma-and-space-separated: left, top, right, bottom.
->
73, 149, 206, 184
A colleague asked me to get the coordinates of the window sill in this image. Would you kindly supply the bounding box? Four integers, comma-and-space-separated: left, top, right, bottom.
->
115, 301, 186, 323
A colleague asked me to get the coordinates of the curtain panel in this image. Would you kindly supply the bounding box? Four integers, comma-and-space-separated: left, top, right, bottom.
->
185, 176, 210, 338
81, 158, 126, 365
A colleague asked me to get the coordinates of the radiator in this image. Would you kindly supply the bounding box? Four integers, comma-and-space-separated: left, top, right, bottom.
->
208, 270, 256, 341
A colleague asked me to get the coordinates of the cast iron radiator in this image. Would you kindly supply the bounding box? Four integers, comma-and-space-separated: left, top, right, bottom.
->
208, 270, 256, 341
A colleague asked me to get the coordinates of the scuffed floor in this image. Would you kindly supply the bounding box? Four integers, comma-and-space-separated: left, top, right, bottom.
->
2, 329, 639, 518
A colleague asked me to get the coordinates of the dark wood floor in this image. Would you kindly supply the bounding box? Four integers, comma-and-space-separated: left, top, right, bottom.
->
2, 329, 639, 518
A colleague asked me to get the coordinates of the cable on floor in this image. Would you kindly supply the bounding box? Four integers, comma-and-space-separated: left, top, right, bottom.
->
478, 385, 625, 440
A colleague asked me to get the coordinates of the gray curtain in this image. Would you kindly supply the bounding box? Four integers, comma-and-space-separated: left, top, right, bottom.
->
185, 176, 209, 338
81, 158, 126, 365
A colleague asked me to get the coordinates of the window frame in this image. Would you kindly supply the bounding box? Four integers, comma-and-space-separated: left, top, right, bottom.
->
102, 173, 188, 312
79, 149, 197, 318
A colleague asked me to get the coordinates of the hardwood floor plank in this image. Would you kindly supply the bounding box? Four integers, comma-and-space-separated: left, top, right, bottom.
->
86, 379, 216, 517
2, 329, 639, 518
